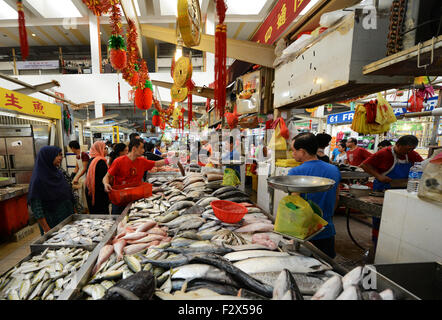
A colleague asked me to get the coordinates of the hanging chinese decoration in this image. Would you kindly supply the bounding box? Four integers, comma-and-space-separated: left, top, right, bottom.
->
81, 0, 112, 16
108, 3, 127, 71
17, 0, 29, 61
177, 0, 202, 47
122, 19, 140, 87
152, 109, 161, 127
225, 104, 238, 129
134, 80, 153, 110
214, 0, 227, 118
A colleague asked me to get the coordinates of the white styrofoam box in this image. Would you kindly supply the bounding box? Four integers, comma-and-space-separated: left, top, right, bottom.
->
396, 241, 440, 264
378, 190, 408, 239
375, 232, 400, 264
401, 193, 442, 258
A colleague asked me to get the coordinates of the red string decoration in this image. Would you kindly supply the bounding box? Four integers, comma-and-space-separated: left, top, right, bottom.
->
122, 19, 140, 87
17, 0, 29, 61
214, 0, 227, 118
186, 79, 195, 125
118, 81, 121, 105
81, 0, 112, 16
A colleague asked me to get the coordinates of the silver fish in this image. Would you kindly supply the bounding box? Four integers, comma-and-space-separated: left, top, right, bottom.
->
272, 269, 304, 300
336, 285, 361, 300
311, 276, 342, 300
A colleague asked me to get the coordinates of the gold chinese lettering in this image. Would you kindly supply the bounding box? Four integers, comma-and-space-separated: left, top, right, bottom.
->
277, 4, 287, 29
294, 0, 304, 12
265, 26, 272, 43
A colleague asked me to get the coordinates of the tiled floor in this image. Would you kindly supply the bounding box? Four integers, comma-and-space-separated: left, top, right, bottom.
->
0, 224, 41, 275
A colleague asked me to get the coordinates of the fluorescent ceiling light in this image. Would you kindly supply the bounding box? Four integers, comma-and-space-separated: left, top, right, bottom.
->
0, 1, 17, 20
160, 0, 202, 16
225, 0, 267, 15
26, 0, 82, 18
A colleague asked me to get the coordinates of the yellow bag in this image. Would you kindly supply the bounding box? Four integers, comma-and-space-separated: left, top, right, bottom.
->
222, 168, 241, 186
376, 92, 397, 125
268, 123, 287, 151
274, 194, 328, 240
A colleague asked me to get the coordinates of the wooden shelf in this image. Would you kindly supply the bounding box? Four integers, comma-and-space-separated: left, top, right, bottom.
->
363, 35, 442, 76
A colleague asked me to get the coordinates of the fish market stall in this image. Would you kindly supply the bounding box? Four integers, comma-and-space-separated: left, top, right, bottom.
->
55, 172, 413, 300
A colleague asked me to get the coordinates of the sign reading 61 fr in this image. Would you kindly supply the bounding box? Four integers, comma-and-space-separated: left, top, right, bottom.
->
0, 86, 61, 120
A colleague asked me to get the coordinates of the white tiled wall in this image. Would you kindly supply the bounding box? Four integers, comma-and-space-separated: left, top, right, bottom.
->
375, 190, 442, 264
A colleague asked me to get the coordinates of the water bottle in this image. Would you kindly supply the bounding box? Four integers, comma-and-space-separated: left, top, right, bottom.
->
407, 162, 423, 193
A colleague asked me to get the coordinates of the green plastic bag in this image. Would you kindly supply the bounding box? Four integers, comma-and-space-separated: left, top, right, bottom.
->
222, 168, 241, 186
274, 194, 328, 240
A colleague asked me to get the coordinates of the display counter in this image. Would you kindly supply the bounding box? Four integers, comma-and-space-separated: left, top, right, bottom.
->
0, 184, 29, 240
376, 190, 442, 265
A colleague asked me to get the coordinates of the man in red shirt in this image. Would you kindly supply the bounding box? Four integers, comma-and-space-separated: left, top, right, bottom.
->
360, 135, 423, 250
102, 139, 176, 214
346, 137, 372, 166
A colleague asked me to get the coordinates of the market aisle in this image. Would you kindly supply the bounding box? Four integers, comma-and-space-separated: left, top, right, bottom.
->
0, 224, 40, 275
333, 211, 374, 269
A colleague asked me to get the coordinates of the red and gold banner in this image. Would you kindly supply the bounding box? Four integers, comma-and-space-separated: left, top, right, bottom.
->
251, 0, 311, 45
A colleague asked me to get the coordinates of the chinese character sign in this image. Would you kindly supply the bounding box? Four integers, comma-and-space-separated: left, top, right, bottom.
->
0, 87, 61, 119
252, 0, 311, 44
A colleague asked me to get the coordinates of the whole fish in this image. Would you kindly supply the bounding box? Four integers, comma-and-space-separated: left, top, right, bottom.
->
196, 197, 220, 207
186, 280, 239, 296
336, 285, 361, 300
171, 237, 197, 247
156, 211, 179, 223
233, 255, 331, 274
168, 195, 187, 202
171, 217, 206, 233
121, 232, 149, 241
167, 201, 196, 213
223, 250, 289, 262
175, 231, 202, 240
160, 214, 201, 228
225, 197, 254, 204
123, 244, 150, 255
379, 289, 394, 300
362, 291, 383, 300
311, 276, 343, 300
92, 245, 114, 275
165, 241, 232, 255
247, 207, 263, 213
188, 253, 274, 298
124, 255, 142, 273
146, 227, 168, 236
135, 221, 157, 233
180, 205, 206, 216
234, 222, 274, 233
212, 186, 238, 197
217, 190, 249, 200
160, 264, 238, 287
272, 269, 304, 300
342, 266, 363, 290
140, 254, 193, 269
113, 240, 126, 261
198, 220, 220, 232
183, 181, 205, 191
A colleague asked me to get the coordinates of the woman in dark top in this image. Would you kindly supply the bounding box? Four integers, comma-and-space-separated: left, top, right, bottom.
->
108, 143, 128, 166
316, 133, 332, 163
28, 146, 74, 235
85, 141, 109, 214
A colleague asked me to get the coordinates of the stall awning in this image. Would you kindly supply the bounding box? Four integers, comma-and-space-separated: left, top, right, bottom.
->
0, 86, 61, 120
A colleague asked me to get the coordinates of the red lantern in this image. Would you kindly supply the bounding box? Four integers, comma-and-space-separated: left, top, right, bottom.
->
134, 88, 145, 110
152, 110, 161, 127
110, 48, 127, 70
143, 87, 153, 110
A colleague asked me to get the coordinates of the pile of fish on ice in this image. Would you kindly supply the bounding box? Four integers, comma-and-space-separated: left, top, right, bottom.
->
76, 172, 396, 300
0, 248, 90, 300
43, 219, 115, 246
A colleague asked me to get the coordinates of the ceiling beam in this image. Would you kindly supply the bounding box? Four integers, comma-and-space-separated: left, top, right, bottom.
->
14, 80, 60, 95
151, 79, 214, 100
141, 24, 275, 68
35, 26, 60, 46
53, 26, 76, 45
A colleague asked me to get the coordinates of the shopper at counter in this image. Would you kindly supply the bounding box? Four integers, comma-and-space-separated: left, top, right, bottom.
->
360, 135, 423, 249
288, 133, 341, 258
346, 138, 372, 166
108, 143, 128, 167
334, 142, 348, 165
69, 140, 89, 213
28, 146, 74, 235
144, 142, 163, 161
103, 139, 176, 214
85, 141, 109, 215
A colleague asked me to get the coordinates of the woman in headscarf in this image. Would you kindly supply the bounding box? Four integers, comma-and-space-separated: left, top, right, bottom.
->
85, 141, 109, 214
28, 146, 74, 235
108, 143, 128, 167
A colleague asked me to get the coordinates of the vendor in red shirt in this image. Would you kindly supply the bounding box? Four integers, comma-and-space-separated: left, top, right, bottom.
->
102, 139, 176, 214
346, 137, 372, 166
360, 135, 423, 250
